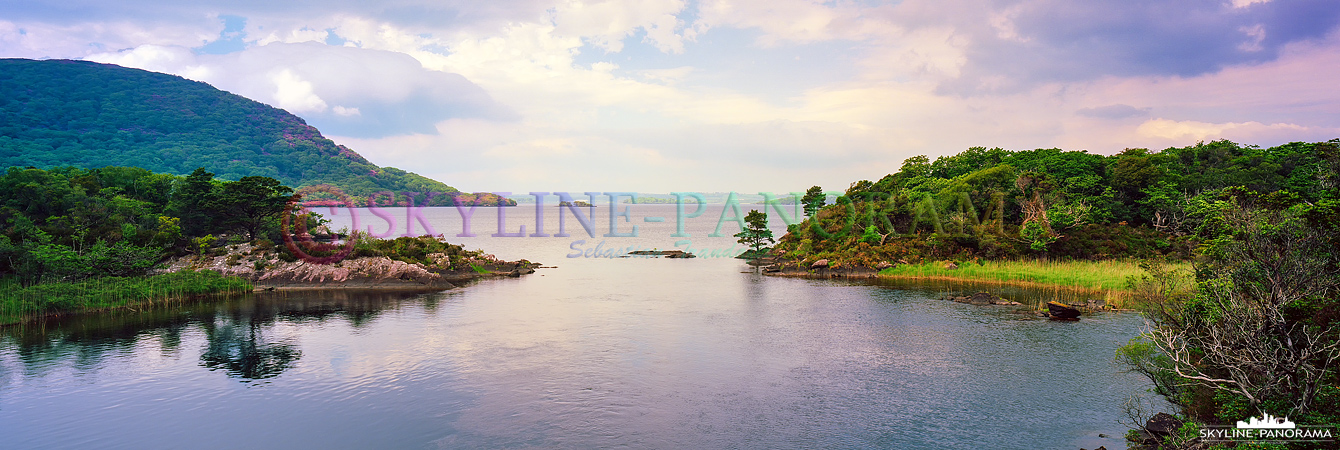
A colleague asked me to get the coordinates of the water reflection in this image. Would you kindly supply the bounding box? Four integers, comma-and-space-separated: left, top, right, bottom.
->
0, 290, 425, 383
0, 263, 1154, 450
198, 315, 301, 381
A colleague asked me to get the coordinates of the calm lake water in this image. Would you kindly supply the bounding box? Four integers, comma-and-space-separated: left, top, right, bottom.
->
1, 205, 1155, 449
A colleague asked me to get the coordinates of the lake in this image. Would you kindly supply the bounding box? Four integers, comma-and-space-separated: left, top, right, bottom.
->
0, 204, 1155, 449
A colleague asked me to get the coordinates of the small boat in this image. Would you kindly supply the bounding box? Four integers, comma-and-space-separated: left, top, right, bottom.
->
1046, 301, 1081, 320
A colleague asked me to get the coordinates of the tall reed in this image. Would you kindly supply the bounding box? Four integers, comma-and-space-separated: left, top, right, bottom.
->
0, 270, 252, 325
878, 259, 1190, 308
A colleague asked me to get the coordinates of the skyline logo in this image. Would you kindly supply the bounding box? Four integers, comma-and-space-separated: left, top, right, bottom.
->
1237, 413, 1296, 429
1202, 413, 1332, 443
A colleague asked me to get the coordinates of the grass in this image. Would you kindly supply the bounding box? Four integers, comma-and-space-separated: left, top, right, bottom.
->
0, 270, 252, 325
878, 259, 1191, 307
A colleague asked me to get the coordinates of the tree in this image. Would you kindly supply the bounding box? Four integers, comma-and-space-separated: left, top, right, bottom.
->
169, 168, 220, 236
735, 210, 775, 256
217, 176, 295, 240
801, 186, 826, 218
1125, 194, 1340, 420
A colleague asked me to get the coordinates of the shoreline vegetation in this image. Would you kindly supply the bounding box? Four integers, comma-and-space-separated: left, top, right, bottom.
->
0, 270, 252, 325
875, 259, 1187, 307
740, 139, 1339, 447
0, 164, 538, 327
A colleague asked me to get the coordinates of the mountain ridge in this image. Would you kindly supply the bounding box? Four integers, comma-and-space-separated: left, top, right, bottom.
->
0, 58, 507, 206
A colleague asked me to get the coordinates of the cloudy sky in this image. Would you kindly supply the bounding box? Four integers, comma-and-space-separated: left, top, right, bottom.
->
2, 0, 1338, 193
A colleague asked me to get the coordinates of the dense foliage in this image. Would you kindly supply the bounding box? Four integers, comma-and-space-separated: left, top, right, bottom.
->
0, 165, 302, 285
0, 58, 511, 206
772, 139, 1338, 268
1120, 188, 1339, 449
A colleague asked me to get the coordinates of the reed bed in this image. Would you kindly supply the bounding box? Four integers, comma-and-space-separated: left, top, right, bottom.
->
878, 259, 1190, 308
0, 270, 252, 325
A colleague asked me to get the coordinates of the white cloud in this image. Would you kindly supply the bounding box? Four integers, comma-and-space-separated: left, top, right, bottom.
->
1230, 0, 1271, 8
1136, 118, 1305, 142
271, 68, 328, 113
88, 42, 511, 137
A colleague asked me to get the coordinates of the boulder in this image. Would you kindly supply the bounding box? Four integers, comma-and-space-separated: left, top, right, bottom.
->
763, 265, 781, 273
1046, 301, 1082, 319
811, 259, 829, 269
1145, 412, 1183, 436
969, 292, 997, 305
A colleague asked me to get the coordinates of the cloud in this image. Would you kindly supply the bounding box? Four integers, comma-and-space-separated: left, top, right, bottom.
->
1136, 118, 1304, 142
1076, 104, 1151, 120
871, 0, 1340, 94
88, 42, 514, 137
271, 68, 328, 113
6, 0, 1340, 194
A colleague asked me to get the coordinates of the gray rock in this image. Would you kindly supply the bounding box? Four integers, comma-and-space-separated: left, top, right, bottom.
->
969, 292, 997, 305
811, 259, 829, 269
1145, 412, 1183, 436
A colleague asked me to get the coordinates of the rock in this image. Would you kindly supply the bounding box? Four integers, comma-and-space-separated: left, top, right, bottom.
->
763, 265, 781, 273
628, 250, 695, 258
811, 259, 829, 269
991, 300, 1022, 306
952, 296, 971, 303
506, 270, 522, 277
945, 262, 959, 270
969, 292, 997, 305
1046, 301, 1082, 319
1145, 412, 1183, 436
876, 261, 893, 270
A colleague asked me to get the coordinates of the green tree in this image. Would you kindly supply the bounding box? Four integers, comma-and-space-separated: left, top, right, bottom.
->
217, 176, 295, 240
169, 168, 220, 236
801, 186, 826, 218
735, 210, 775, 255
1124, 195, 1339, 422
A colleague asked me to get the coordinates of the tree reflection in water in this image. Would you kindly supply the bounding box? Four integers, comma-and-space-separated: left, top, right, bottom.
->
198, 314, 301, 381
1, 289, 428, 383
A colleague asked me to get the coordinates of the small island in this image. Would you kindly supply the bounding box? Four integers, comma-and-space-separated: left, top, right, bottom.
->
558, 200, 596, 207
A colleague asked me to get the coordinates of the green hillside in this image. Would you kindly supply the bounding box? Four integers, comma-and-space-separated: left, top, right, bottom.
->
0, 58, 503, 205
774, 139, 1339, 265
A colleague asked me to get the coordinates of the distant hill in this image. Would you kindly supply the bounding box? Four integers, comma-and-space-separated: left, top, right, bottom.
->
0, 58, 508, 206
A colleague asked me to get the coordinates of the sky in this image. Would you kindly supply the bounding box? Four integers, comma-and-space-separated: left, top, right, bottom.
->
2, 0, 1338, 193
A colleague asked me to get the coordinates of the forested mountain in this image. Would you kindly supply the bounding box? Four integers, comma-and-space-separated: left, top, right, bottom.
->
0, 58, 501, 205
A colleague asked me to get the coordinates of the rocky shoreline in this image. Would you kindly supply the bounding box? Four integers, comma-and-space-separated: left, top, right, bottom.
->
157, 242, 539, 291
750, 256, 882, 279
